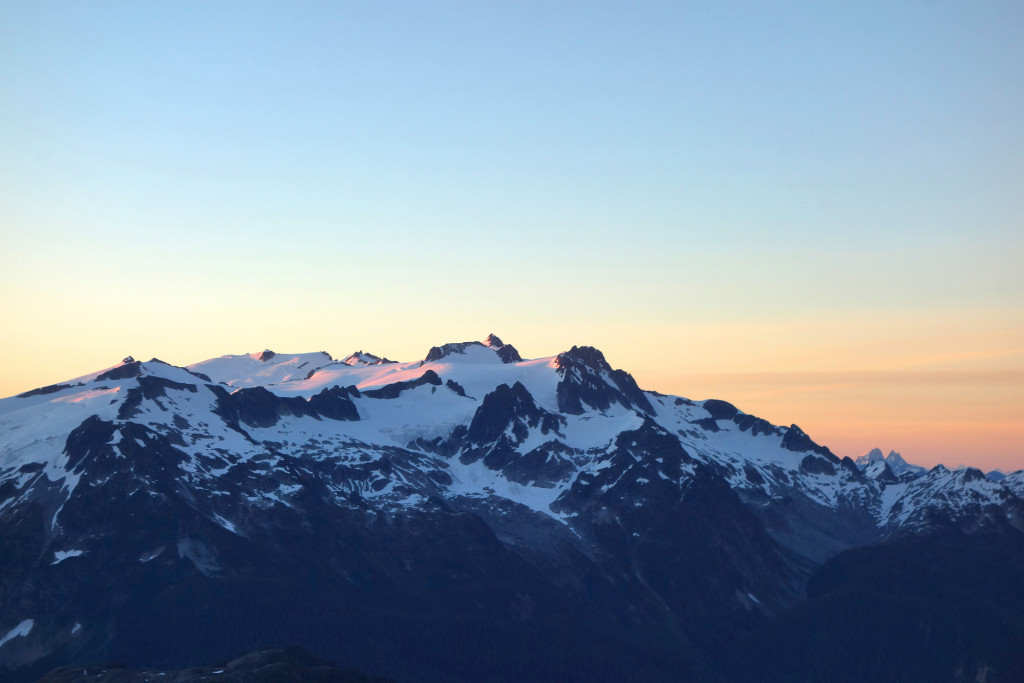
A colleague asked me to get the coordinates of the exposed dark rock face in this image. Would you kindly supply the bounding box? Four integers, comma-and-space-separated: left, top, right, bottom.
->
840, 457, 865, 479
607, 369, 654, 414
423, 342, 482, 362
119, 376, 199, 420
212, 383, 362, 428
63, 416, 118, 471
733, 414, 778, 437
16, 383, 80, 398
554, 420, 700, 517
555, 345, 612, 373
496, 345, 522, 363
308, 386, 360, 421
454, 383, 570, 485
212, 385, 317, 428
466, 383, 561, 445
95, 361, 142, 382
257, 350, 276, 362
554, 346, 653, 416
703, 399, 739, 420
962, 467, 986, 483
799, 454, 837, 476
871, 461, 902, 485
780, 424, 837, 461
445, 379, 468, 397
696, 417, 721, 432
361, 371, 442, 399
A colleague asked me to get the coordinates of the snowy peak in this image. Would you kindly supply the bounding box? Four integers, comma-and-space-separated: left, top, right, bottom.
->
885, 450, 927, 478
858, 448, 885, 465
12, 356, 139, 398
482, 333, 523, 362
423, 335, 522, 364
341, 351, 396, 366
856, 448, 927, 481
188, 351, 335, 388
13, 358, 202, 401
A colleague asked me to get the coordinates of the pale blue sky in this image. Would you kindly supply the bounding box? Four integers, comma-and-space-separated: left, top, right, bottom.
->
2, 1, 1022, 467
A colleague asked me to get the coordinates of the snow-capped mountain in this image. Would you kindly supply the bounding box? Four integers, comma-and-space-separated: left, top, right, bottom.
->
2, 336, 1022, 682
855, 447, 928, 481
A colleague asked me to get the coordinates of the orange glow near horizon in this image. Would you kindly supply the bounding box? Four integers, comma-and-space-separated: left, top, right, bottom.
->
1, 309, 1021, 472
613, 313, 1024, 472
636, 369, 1023, 472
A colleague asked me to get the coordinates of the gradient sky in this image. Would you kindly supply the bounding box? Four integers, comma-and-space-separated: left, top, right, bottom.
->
2, 2, 1022, 471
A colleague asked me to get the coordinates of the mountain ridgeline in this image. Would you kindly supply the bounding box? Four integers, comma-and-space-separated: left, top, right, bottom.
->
2, 336, 1023, 682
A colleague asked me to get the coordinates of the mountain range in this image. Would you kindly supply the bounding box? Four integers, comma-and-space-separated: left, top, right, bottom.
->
2, 335, 1023, 682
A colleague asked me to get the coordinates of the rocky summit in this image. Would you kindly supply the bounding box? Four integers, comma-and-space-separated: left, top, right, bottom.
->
2, 336, 1023, 682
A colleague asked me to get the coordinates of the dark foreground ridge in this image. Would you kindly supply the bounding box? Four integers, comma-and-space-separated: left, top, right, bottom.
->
37, 646, 395, 683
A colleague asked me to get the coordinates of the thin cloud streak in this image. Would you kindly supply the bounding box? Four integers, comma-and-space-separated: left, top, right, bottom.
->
685, 369, 1024, 390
